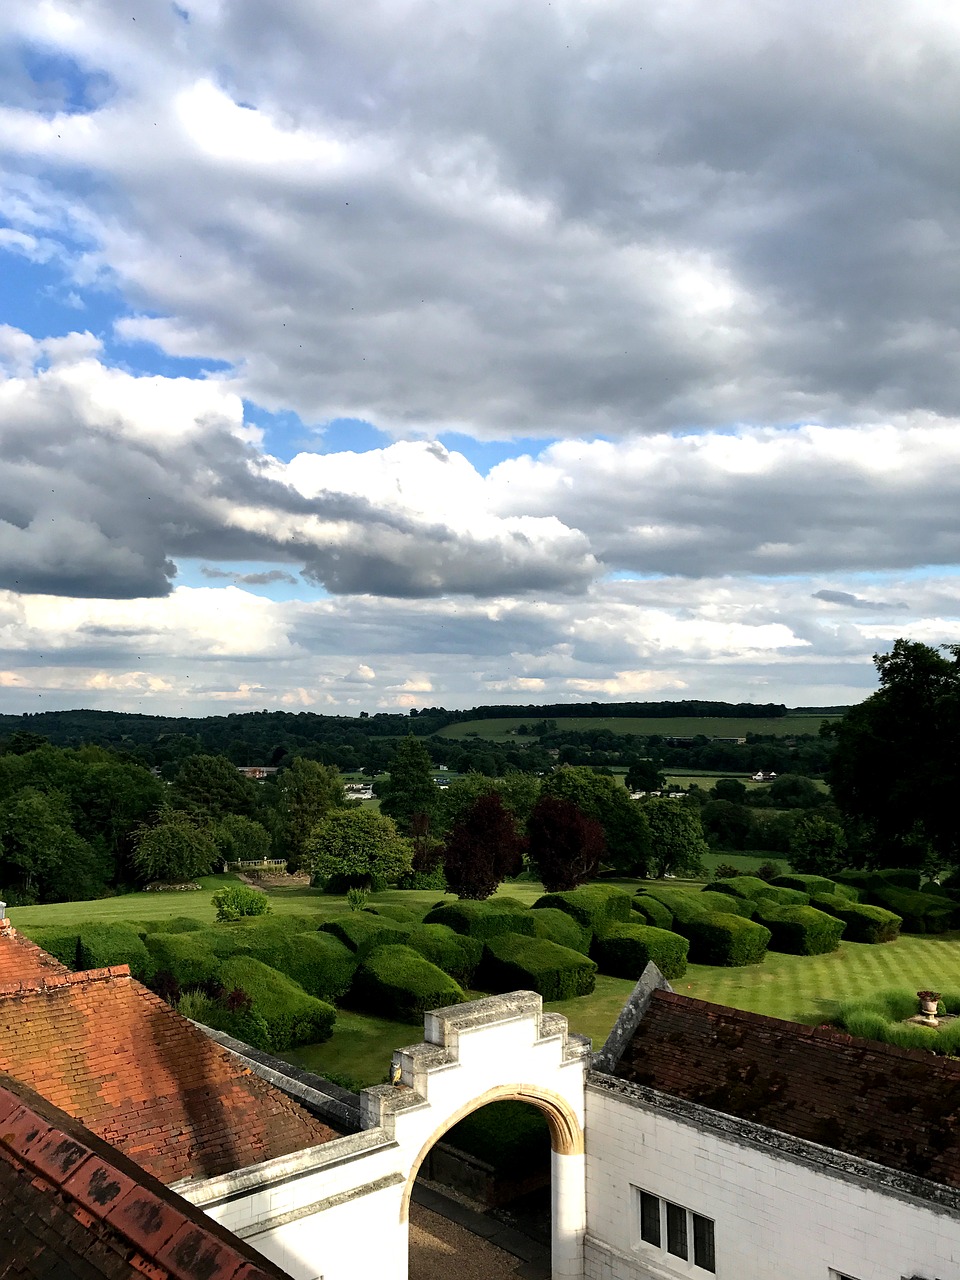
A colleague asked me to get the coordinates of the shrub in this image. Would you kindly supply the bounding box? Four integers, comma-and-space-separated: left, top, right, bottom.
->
632, 894, 673, 930
405, 924, 483, 985
754, 904, 845, 955
212, 884, 271, 922
396, 866, 447, 891
869, 885, 956, 934
695, 889, 757, 919
878, 868, 922, 890
352, 945, 465, 1021
424, 900, 536, 941
218, 954, 336, 1049
772, 874, 857, 900
709, 875, 778, 902
208, 922, 357, 1001
23, 926, 80, 969
592, 923, 688, 980
346, 887, 369, 912
834, 989, 960, 1055
530, 908, 592, 955
755, 860, 783, 882
810, 894, 901, 943
143, 931, 222, 989
77, 924, 155, 982
320, 913, 411, 956
177, 989, 272, 1052
680, 914, 771, 966
364, 903, 422, 924
134, 916, 206, 934
532, 886, 633, 937
640, 888, 709, 924
713, 863, 741, 880
479, 933, 597, 1001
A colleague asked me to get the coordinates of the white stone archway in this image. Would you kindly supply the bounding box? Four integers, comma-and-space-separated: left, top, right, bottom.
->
184, 991, 591, 1280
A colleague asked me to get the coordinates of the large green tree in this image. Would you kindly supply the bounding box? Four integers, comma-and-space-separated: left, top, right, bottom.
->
130, 809, 219, 884
788, 813, 847, 876
380, 736, 439, 835
643, 797, 710, 878
0, 787, 108, 904
170, 754, 260, 821
829, 639, 960, 870
542, 767, 650, 875
307, 808, 411, 889
277, 758, 345, 869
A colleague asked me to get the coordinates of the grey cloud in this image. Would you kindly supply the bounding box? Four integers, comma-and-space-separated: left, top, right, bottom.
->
201, 566, 300, 585
812, 589, 906, 611
7, 2, 960, 433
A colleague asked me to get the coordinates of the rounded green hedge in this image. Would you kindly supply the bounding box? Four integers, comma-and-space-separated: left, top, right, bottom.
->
424, 900, 536, 941
219, 954, 336, 1049
531, 886, 633, 937
134, 916, 206, 934
632, 894, 673, 930
530, 907, 592, 955
405, 923, 483, 985
364, 903, 422, 924
77, 924, 155, 982
22, 925, 80, 969
640, 888, 709, 925
352, 944, 465, 1021
869, 886, 956, 934
320, 913, 412, 955
810, 894, 901, 943
680, 913, 771, 966
712, 878, 809, 907
208, 923, 357, 1000
754, 904, 845, 955
479, 933, 597, 1001
772, 874, 857, 900
592, 923, 688, 980
143, 931, 222, 989
695, 889, 757, 919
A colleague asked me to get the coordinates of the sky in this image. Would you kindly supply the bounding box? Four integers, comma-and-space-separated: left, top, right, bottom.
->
1, 0, 959, 717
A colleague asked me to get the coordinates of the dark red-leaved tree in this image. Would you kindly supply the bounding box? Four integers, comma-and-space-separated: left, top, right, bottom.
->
527, 795, 605, 892
443, 792, 525, 899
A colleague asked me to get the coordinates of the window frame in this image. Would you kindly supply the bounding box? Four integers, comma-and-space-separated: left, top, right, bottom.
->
634, 1187, 716, 1274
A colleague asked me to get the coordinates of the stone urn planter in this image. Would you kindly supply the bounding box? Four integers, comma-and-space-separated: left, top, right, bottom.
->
918, 990, 942, 1026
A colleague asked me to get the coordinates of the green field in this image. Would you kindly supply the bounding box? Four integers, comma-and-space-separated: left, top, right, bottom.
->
13, 876, 959, 1091
436, 714, 838, 741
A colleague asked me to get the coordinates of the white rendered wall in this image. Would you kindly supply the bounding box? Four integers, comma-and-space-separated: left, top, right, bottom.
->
180, 993, 591, 1280
584, 1084, 960, 1280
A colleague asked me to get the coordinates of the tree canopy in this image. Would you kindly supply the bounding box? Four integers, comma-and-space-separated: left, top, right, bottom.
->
643, 797, 710, 878
307, 807, 412, 889
442, 792, 525, 899
379, 736, 438, 835
829, 639, 960, 870
527, 794, 605, 892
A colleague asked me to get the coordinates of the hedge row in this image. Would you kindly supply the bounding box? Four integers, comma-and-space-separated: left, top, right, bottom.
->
320, 913, 412, 955
531, 886, 633, 936
479, 933, 597, 1001
681, 913, 771, 966
405, 923, 483, 985
632, 895, 673, 930
351, 945, 465, 1021
753, 904, 846, 956
592, 923, 688, 980
424, 899, 536, 941
530, 907, 592, 955
218, 954, 335, 1049
810, 894, 901, 943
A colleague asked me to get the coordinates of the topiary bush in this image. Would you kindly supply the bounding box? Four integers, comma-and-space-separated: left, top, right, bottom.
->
592, 923, 688, 980
177, 989, 273, 1052
479, 933, 597, 1001
424, 900, 537, 941
711, 875, 810, 905
77, 924, 155, 982
208, 922, 357, 1001
212, 884, 271, 922
640, 888, 709, 925
695, 889, 757, 919
810, 894, 901, 943
868, 885, 956, 934
320, 913, 412, 956
753, 904, 845, 955
143, 931, 222, 989
530, 907, 592, 955
531, 886, 633, 938
134, 916, 206, 934
218, 954, 336, 1049
351, 945, 465, 1021
680, 913, 771, 966
632, 894, 673, 930
363, 903, 422, 924
22, 925, 81, 969
771, 874, 856, 899
405, 924, 483, 985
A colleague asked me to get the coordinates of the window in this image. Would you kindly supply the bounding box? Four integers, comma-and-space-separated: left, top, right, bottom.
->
636, 1189, 715, 1273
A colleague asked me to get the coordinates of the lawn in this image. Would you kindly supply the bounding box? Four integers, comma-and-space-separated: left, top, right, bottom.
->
12, 877, 960, 1092
435, 714, 838, 741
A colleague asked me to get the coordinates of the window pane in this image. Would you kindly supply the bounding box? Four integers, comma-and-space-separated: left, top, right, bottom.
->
693, 1214, 715, 1273
639, 1192, 661, 1246
666, 1202, 688, 1259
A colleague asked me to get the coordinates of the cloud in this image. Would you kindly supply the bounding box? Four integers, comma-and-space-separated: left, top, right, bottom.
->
812, 589, 906, 611
0, 329, 597, 598
201, 566, 299, 585
3, 1, 960, 435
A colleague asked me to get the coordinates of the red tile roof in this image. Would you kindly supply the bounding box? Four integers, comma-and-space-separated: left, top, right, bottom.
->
614, 989, 960, 1188
0, 925, 336, 1183
0, 919, 70, 983
0, 1073, 293, 1280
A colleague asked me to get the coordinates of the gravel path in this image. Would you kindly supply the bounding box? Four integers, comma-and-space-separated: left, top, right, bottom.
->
409, 1204, 535, 1280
